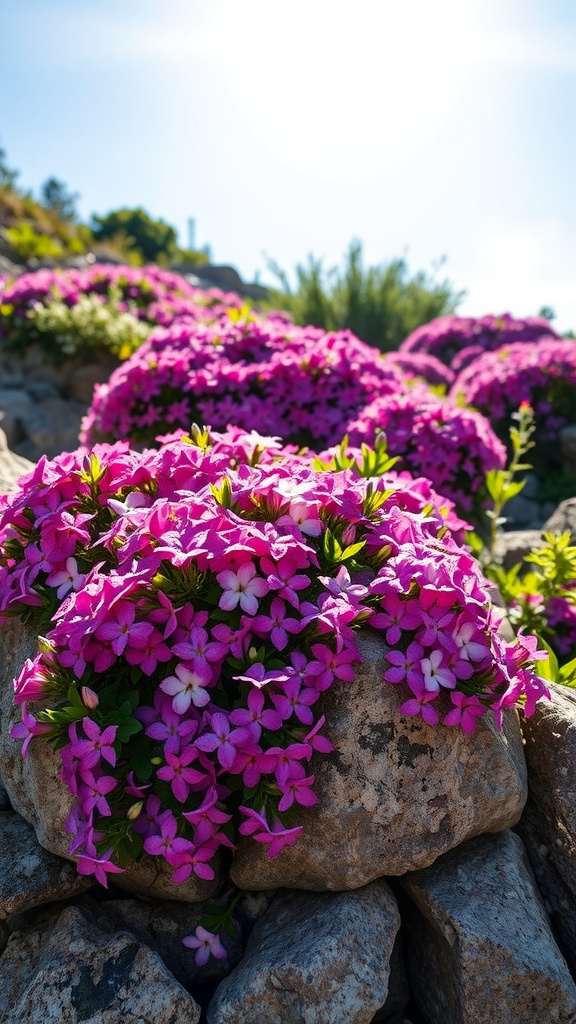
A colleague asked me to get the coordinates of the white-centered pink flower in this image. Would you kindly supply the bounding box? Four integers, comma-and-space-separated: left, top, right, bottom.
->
160, 663, 210, 713
421, 649, 456, 694
217, 563, 268, 615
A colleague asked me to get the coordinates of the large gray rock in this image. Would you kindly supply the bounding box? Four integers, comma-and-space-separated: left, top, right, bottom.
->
519, 682, 576, 974
494, 528, 543, 570
544, 497, 576, 544
103, 889, 274, 989
207, 881, 400, 1024
0, 811, 92, 919
0, 618, 222, 903
231, 631, 528, 891
0, 902, 200, 1023
401, 830, 576, 1024
559, 424, 576, 478
0, 428, 34, 496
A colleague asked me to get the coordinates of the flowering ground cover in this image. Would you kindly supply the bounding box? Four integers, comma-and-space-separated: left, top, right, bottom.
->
80, 313, 407, 450
399, 312, 557, 369
451, 336, 576, 468
1, 427, 548, 892
342, 388, 507, 517
0, 263, 243, 359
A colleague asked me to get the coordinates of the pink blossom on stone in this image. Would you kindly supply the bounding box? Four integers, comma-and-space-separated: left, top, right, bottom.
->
217, 562, 268, 615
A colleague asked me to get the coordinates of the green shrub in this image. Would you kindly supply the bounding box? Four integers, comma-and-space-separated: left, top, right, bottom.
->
266, 240, 464, 351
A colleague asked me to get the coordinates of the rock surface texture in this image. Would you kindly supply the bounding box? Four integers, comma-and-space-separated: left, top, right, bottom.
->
401, 830, 576, 1024
519, 681, 576, 975
207, 882, 400, 1024
231, 631, 528, 890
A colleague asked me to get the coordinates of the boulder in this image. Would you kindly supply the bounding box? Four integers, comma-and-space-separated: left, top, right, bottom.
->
559, 424, 576, 478
0, 902, 200, 1023
231, 630, 528, 891
401, 830, 576, 1024
0, 811, 92, 919
494, 528, 543, 570
0, 618, 222, 903
518, 682, 576, 974
0, 428, 34, 496
207, 881, 400, 1024
544, 497, 576, 544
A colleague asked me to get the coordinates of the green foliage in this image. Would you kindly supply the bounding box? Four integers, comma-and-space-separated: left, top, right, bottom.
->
478, 403, 536, 562
266, 240, 464, 351
0, 142, 19, 191
91, 207, 178, 264
6, 222, 64, 260
40, 177, 79, 223
26, 287, 152, 359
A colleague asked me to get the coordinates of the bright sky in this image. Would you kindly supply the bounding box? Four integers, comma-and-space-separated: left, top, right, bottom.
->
2, 0, 576, 330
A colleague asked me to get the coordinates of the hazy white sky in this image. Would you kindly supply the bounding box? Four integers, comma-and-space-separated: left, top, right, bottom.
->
2, 0, 576, 330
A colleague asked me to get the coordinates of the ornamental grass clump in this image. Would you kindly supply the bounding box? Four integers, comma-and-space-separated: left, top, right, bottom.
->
400, 312, 556, 369
451, 336, 576, 469
1, 427, 548, 889
341, 388, 506, 517
80, 312, 407, 449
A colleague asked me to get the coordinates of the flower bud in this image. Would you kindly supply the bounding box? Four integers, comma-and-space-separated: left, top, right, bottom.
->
81, 686, 99, 709
248, 646, 258, 661
127, 800, 144, 820
150, 756, 163, 765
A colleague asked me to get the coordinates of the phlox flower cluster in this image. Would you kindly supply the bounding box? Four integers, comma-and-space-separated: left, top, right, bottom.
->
451, 337, 576, 455
2, 427, 548, 889
342, 389, 506, 515
400, 313, 557, 369
80, 313, 407, 449
383, 351, 455, 389
0, 263, 243, 356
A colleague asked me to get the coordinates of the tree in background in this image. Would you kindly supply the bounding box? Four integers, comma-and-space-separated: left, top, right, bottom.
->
267, 240, 464, 351
40, 177, 80, 223
0, 143, 19, 192
91, 207, 178, 265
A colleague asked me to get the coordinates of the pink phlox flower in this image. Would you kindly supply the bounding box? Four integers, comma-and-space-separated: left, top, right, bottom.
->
453, 617, 492, 663
45, 556, 86, 600
277, 498, 322, 537
266, 741, 312, 786
107, 490, 151, 516
420, 649, 456, 694
183, 785, 232, 833
398, 688, 440, 725
195, 712, 252, 769
124, 770, 152, 799
76, 848, 125, 888
171, 625, 227, 683
95, 600, 154, 657
318, 565, 368, 604
79, 770, 118, 817
444, 691, 486, 733
10, 702, 52, 758
170, 841, 218, 882
160, 663, 211, 713
143, 810, 195, 864
229, 686, 283, 738
69, 717, 118, 768
271, 677, 318, 724
277, 764, 317, 812
132, 794, 165, 838
226, 742, 277, 788
13, 656, 50, 705
217, 562, 268, 615
145, 706, 199, 755
260, 554, 310, 608
370, 594, 422, 645
156, 745, 208, 803
252, 597, 302, 651
123, 625, 172, 676
232, 662, 290, 688
384, 641, 425, 687
299, 714, 334, 753
306, 643, 358, 690
238, 806, 304, 859
182, 926, 228, 967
